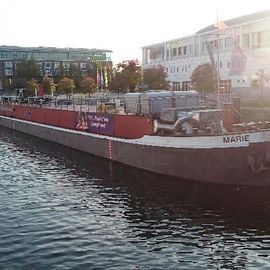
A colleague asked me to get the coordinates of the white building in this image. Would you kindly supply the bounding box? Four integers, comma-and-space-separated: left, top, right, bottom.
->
142, 10, 270, 98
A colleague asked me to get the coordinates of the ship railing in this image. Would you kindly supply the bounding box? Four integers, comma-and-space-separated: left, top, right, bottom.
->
199, 93, 231, 108
0, 94, 124, 113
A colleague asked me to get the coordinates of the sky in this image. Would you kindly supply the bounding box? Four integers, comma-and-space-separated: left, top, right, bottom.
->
0, 0, 269, 63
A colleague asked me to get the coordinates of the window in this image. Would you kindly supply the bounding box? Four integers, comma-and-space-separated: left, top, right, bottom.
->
4, 61, 13, 76
183, 46, 187, 55
178, 47, 182, 55
45, 62, 51, 68
260, 30, 270, 48
219, 80, 232, 94
54, 62, 60, 76
250, 32, 262, 49
182, 81, 191, 91
63, 62, 70, 74
80, 62, 87, 70
218, 39, 223, 49
54, 62, 60, 69
63, 62, 70, 68
4, 61, 12, 68
243, 34, 250, 48
173, 82, 181, 91
225, 37, 233, 48
257, 32, 262, 48
265, 30, 270, 47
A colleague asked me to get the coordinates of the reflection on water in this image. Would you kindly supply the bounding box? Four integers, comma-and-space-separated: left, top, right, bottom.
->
0, 127, 270, 269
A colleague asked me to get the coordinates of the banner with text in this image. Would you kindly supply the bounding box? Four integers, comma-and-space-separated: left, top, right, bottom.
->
87, 113, 114, 136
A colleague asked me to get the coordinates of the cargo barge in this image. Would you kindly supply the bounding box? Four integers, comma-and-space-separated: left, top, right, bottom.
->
0, 90, 270, 186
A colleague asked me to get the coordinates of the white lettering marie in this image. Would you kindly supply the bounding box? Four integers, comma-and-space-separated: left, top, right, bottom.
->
223, 135, 250, 143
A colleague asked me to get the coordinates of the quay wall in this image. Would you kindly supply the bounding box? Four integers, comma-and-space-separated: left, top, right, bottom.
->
0, 116, 110, 159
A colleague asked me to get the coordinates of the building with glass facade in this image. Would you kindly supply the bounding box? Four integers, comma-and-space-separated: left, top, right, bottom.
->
0, 46, 112, 90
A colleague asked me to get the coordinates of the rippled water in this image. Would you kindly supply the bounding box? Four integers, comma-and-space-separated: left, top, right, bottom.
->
1, 127, 270, 269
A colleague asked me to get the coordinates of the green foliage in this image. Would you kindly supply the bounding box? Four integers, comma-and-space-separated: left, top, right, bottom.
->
87, 62, 97, 78
59, 63, 65, 79
142, 65, 167, 90
110, 60, 141, 92
69, 64, 81, 89
13, 77, 27, 89
26, 78, 38, 95
53, 63, 65, 85
251, 79, 260, 89
5, 78, 14, 91
80, 76, 96, 97
58, 77, 75, 98
251, 69, 269, 89
190, 63, 216, 93
110, 72, 128, 93
15, 59, 39, 81
42, 75, 55, 95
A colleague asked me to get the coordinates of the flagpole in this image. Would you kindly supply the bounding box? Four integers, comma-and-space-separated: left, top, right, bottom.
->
205, 14, 230, 108
216, 9, 220, 109
217, 34, 220, 109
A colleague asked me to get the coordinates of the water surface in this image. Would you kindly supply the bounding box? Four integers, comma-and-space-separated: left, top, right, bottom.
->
0, 127, 270, 269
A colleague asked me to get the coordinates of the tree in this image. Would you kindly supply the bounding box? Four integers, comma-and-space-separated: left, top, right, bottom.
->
5, 78, 14, 91
251, 69, 270, 107
69, 63, 81, 89
42, 75, 55, 95
190, 63, 216, 93
251, 69, 269, 89
86, 62, 97, 78
110, 72, 128, 93
16, 59, 39, 81
80, 76, 96, 97
13, 77, 27, 89
109, 60, 141, 92
58, 77, 75, 99
53, 63, 65, 84
58, 63, 65, 80
142, 65, 167, 90
12, 59, 39, 91
26, 78, 38, 95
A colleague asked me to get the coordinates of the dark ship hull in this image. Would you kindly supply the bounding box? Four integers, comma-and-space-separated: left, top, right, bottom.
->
0, 111, 269, 186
